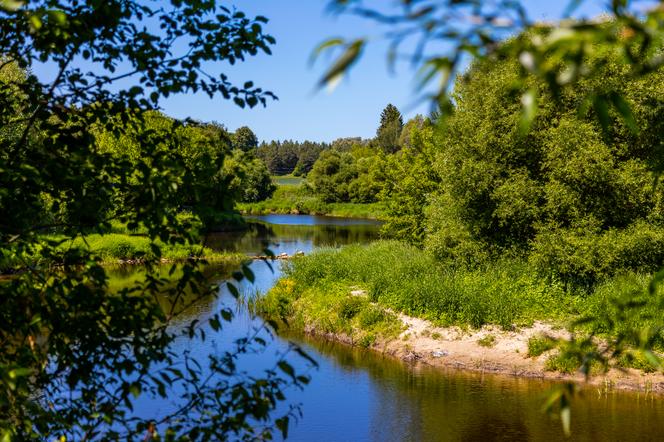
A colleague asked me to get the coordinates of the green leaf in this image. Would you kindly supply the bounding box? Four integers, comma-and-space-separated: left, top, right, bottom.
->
277, 361, 295, 379
129, 382, 141, 398
0, 0, 23, 11
519, 88, 538, 135
28, 14, 42, 31
227, 282, 240, 298
309, 37, 345, 66
609, 92, 638, 134
317, 39, 365, 90
276, 416, 289, 439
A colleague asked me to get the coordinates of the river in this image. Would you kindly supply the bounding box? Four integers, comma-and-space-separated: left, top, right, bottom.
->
111, 215, 663, 441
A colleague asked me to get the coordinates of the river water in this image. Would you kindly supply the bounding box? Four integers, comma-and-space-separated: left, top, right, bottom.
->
112, 215, 663, 441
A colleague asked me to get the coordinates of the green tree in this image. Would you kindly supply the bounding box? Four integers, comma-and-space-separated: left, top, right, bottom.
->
424, 51, 664, 280
375, 103, 403, 153
307, 149, 357, 202
232, 125, 259, 152
0, 1, 309, 439
381, 121, 438, 245
224, 149, 276, 203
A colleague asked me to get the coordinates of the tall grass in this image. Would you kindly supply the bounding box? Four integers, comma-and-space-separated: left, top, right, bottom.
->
260, 240, 664, 337
280, 241, 571, 329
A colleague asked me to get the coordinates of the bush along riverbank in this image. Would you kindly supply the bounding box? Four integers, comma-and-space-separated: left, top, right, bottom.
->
253, 240, 664, 392
236, 184, 387, 220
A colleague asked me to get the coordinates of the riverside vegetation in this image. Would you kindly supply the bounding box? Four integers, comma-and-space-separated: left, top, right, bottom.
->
257, 33, 664, 384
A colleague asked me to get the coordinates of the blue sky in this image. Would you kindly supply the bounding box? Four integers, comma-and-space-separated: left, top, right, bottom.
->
35, 1, 608, 143
161, 0, 606, 143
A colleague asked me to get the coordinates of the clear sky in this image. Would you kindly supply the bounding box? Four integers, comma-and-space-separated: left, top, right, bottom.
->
35, 1, 609, 143
159, 0, 607, 143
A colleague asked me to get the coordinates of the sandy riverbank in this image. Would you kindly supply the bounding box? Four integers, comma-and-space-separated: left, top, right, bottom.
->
305, 312, 664, 394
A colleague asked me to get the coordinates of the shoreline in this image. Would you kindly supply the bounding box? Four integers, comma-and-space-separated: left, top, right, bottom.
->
299, 313, 664, 395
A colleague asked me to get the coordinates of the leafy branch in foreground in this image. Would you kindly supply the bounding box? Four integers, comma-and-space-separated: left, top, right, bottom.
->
0, 1, 314, 440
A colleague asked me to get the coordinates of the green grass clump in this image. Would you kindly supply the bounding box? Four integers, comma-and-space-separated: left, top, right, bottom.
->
617, 351, 660, 373
477, 335, 496, 348
253, 277, 401, 346
545, 352, 582, 374
527, 335, 557, 357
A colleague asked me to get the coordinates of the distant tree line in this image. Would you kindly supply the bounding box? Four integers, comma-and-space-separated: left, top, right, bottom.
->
305, 103, 428, 204
256, 139, 331, 176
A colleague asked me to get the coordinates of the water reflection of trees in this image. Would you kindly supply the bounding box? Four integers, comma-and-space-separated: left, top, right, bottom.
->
297, 337, 664, 442
205, 221, 382, 254
106, 263, 239, 327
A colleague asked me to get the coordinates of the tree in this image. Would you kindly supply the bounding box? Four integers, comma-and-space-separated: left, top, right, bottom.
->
224, 150, 276, 203
422, 46, 664, 281
398, 115, 428, 150
381, 122, 438, 245
0, 1, 310, 439
232, 126, 259, 152
307, 149, 357, 202
375, 104, 403, 153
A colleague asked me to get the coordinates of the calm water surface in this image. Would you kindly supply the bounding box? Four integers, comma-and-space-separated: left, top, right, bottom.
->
111, 215, 663, 441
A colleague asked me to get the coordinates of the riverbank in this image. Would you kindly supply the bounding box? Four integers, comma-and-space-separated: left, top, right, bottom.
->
254, 240, 664, 393
237, 184, 387, 220
1, 232, 247, 274
334, 313, 664, 393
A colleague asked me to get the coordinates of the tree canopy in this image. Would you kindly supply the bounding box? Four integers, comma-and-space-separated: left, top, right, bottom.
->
232, 126, 259, 152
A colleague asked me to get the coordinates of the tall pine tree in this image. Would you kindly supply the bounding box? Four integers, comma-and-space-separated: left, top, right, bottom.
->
376, 103, 404, 153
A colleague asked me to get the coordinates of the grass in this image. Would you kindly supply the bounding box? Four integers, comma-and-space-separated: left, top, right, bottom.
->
269, 240, 573, 329
527, 335, 557, 357
545, 352, 583, 374
61, 233, 243, 263
477, 335, 496, 348
237, 183, 387, 220
255, 240, 664, 372
251, 277, 402, 348
1, 230, 245, 273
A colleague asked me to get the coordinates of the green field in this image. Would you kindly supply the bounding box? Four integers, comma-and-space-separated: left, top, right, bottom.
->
272, 175, 304, 186
237, 180, 387, 220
